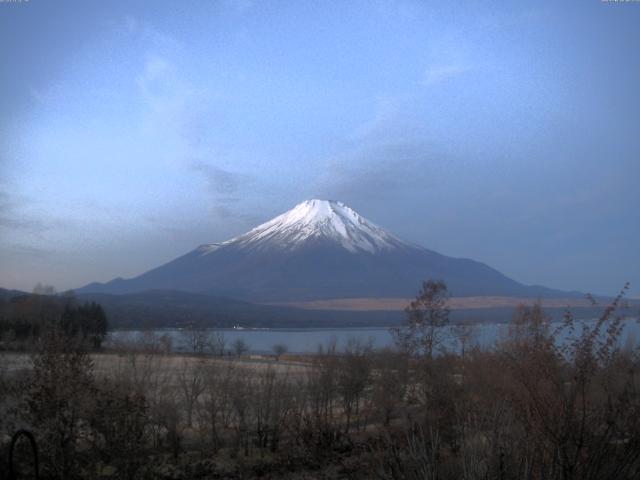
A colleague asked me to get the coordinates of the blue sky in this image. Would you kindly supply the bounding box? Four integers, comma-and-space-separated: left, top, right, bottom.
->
1, 0, 639, 297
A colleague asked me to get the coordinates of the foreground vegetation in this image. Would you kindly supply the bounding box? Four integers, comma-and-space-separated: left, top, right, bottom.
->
1, 282, 639, 479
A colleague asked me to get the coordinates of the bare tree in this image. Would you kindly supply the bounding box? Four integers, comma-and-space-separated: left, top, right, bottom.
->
210, 331, 227, 356
252, 367, 293, 454
450, 320, 477, 361
158, 333, 173, 354
229, 368, 253, 457
272, 343, 288, 361
337, 337, 372, 433
498, 284, 640, 479
233, 338, 250, 357
26, 327, 95, 479
374, 424, 441, 480
109, 332, 175, 451
197, 360, 236, 453
303, 339, 340, 447
88, 379, 149, 480
180, 322, 211, 354
176, 360, 206, 427
371, 349, 409, 426
392, 280, 450, 358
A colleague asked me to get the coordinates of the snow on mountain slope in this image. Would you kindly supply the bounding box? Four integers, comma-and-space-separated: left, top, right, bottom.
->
195, 243, 223, 255
201, 199, 409, 254
77, 199, 579, 301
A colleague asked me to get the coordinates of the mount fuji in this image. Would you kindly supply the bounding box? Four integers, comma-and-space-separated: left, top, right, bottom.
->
78, 199, 574, 302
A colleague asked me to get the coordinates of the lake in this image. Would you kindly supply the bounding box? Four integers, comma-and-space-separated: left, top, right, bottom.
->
107, 317, 640, 354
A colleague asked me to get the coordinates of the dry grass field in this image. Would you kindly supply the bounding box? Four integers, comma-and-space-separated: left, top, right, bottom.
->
1, 351, 311, 377
271, 296, 607, 311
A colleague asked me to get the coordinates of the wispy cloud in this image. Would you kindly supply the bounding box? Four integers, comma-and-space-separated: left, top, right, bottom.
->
350, 95, 409, 141
191, 162, 248, 196
124, 14, 138, 34
189, 160, 262, 226
3, 243, 53, 259
220, 0, 256, 15
0, 187, 68, 245
131, 25, 260, 225
315, 143, 440, 204
421, 64, 469, 86
0, 189, 37, 234
136, 54, 200, 117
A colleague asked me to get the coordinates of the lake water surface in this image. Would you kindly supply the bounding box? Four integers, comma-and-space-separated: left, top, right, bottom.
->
108, 318, 640, 354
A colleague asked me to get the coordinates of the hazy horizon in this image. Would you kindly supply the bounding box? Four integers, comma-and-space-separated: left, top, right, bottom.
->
1, 0, 639, 297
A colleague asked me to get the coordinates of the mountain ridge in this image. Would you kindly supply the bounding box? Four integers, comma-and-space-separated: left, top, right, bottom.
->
77, 199, 582, 301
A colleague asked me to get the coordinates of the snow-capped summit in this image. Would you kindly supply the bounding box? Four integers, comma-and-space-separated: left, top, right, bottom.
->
217, 199, 407, 254
78, 199, 573, 302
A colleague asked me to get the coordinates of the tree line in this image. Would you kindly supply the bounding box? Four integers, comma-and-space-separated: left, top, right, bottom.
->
0, 291, 108, 350
1, 281, 639, 479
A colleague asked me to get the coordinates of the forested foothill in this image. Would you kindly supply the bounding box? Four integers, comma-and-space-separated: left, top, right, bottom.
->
0, 291, 108, 351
